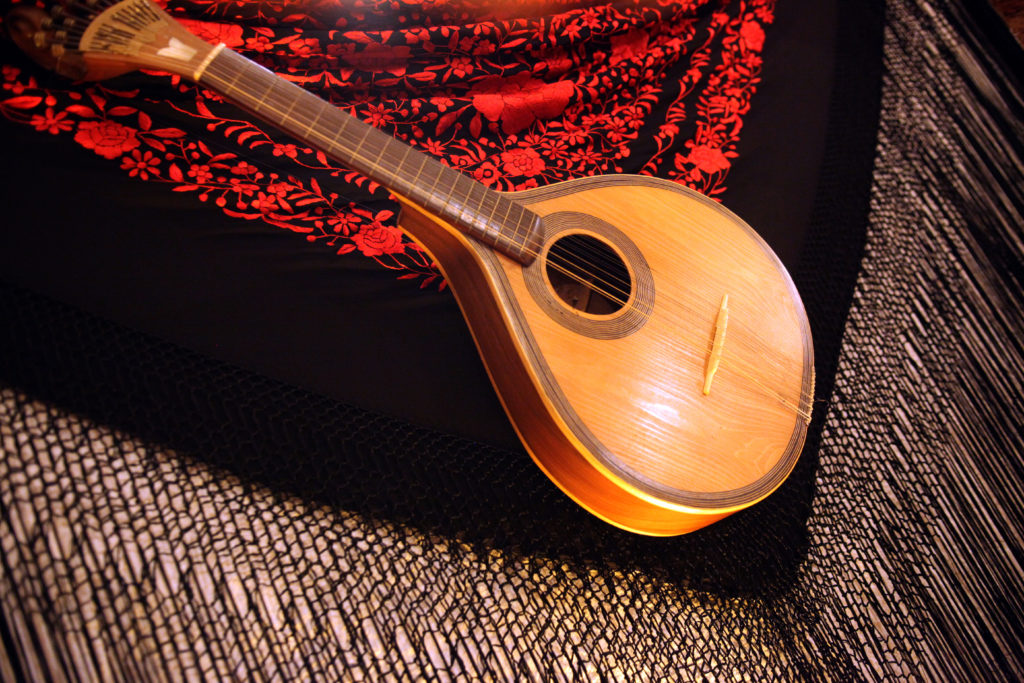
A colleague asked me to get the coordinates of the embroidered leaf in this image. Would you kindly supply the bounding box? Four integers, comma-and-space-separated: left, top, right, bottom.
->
195, 99, 215, 118
1, 96, 42, 109
237, 130, 262, 145
65, 104, 97, 118
87, 91, 106, 110
151, 127, 187, 138
436, 110, 459, 135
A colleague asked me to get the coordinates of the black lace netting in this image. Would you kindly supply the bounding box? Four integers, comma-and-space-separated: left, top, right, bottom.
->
2, 0, 1023, 679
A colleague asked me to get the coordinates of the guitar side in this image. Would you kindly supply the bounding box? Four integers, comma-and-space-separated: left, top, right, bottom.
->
399, 175, 814, 536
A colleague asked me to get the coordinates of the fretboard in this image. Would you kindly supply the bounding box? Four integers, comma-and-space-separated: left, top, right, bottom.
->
199, 48, 541, 264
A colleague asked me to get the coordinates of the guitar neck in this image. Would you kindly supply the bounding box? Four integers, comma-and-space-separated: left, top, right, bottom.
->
198, 48, 540, 264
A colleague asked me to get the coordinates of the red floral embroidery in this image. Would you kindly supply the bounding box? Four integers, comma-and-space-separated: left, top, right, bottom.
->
680, 142, 733, 177
500, 147, 545, 177
120, 150, 160, 180
74, 120, 140, 160
352, 222, 406, 257
1, 0, 776, 290
470, 73, 575, 135
176, 19, 244, 48
343, 42, 411, 77
740, 20, 766, 51
609, 30, 651, 66
30, 107, 74, 134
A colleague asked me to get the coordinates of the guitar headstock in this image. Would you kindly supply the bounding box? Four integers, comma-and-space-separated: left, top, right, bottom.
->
6, 0, 215, 81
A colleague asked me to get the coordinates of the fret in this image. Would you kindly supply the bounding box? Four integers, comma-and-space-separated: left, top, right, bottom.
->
279, 90, 300, 120
456, 178, 478, 234
199, 48, 540, 264
394, 145, 412, 185
472, 185, 499, 242
403, 152, 430, 208
252, 78, 274, 113
419, 158, 448, 210
368, 132, 392, 172
301, 100, 324, 137
500, 196, 518, 243
344, 120, 372, 168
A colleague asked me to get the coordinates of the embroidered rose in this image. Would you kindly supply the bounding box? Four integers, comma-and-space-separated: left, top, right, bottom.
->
470, 73, 574, 134
352, 223, 405, 256
500, 147, 545, 177
74, 120, 139, 159
684, 144, 731, 175
739, 21, 766, 52
0, 0, 774, 289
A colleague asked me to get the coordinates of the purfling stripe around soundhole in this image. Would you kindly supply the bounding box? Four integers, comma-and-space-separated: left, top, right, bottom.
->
523, 211, 654, 340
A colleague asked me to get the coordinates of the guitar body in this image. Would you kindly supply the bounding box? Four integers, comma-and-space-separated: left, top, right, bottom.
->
399, 175, 813, 535
10, 0, 813, 534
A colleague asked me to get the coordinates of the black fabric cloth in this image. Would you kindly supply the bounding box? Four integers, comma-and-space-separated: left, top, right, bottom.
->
3, 0, 1023, 679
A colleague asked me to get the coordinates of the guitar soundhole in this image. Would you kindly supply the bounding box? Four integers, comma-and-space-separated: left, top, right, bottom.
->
545, 233, 632, 315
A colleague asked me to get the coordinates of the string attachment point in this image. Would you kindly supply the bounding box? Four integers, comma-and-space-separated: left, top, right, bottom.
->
703, 294, 729, 395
